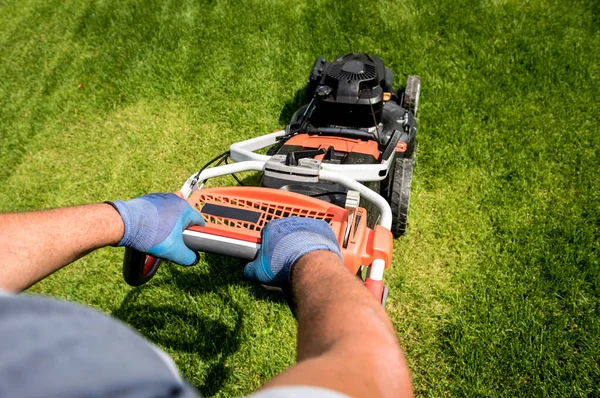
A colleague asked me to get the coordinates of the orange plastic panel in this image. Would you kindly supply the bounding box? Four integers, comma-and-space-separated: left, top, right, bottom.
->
186, 187, 345, 240
286, 134, 380, 160
184, 187, 393, 274
361, 225, 393, 268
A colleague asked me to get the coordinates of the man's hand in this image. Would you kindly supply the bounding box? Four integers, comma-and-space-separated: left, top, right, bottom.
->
109, 193, 205, 266
243, 217, 343, 289
0, 193, 205, 291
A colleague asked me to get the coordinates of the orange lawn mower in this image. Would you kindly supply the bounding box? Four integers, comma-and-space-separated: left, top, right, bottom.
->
122, 53, 420, 306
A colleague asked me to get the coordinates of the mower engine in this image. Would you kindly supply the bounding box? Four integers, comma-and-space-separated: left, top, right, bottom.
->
262, 53, 419, 234
307, 53, 390, 128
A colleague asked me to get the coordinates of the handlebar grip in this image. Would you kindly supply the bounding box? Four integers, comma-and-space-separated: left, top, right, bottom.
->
122, 248, 162, 287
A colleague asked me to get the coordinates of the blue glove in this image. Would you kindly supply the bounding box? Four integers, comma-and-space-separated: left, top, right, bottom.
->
244, 217, 343, 288
109, 193, 205, 266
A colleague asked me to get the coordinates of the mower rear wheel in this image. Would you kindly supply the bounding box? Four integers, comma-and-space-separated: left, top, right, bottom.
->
403, 75, 420, 116
381, 285, 390, 307
390, 157, 414, 237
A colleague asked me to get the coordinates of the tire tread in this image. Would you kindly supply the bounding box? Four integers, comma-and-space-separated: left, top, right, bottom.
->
390, 157, 414, 237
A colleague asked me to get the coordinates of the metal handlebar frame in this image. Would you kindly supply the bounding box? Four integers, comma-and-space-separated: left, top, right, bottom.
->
180, 160, 393, 231
121, 157, 394, 302
228, 130, 393, 183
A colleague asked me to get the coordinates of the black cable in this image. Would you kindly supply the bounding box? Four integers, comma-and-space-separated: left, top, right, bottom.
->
200, 154, 228, 185
214, 156, 227, 167
225, 156, 245, 186
368, 96, 381, 143
188, 151, 230, 189
309, 191, 348, 198
193, 151, 230, 182
305, 127, 375, 140
281, 96, 317, 140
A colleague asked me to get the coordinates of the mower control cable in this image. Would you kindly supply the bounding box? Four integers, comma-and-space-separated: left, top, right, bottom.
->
305, 127, 376, 141
309, 191, 348, 198
190, 150, 251, 189
224, 156, 245, 186
190, 150, 230, 189
280, 96, 318, 141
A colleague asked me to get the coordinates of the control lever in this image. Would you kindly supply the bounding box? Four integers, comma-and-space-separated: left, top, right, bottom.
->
285, 147, 327, 166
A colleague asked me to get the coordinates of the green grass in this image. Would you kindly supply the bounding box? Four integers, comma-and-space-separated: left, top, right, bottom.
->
1, 0, 599, 396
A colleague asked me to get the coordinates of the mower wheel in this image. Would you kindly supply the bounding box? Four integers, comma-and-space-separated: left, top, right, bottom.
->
381, 285, 390, 307
390, 157, 414, 237
122, 248, 162, 286
403, 75, 420, 116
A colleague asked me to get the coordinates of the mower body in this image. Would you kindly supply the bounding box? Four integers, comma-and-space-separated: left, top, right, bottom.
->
260, 53, 419, 233
124, 53, 421, 305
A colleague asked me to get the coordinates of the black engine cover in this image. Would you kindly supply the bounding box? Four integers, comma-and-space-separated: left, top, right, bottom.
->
307, 53, 389, 128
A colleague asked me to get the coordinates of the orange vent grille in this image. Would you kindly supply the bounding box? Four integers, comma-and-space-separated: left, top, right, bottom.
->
198, 194, 335, 230
186, 187, 346, 238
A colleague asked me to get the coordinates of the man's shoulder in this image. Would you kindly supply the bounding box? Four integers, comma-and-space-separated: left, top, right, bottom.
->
0, 293, 197, 397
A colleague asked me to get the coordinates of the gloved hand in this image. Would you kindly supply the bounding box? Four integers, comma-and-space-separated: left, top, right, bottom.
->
108, 193, 205, 266
244, 217, 343, 289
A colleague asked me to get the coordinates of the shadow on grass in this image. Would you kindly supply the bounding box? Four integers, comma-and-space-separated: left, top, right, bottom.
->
113, 253, 286, 396
278, 87, 307, 126
113, 148, 302, 394
113, 293, 240, 396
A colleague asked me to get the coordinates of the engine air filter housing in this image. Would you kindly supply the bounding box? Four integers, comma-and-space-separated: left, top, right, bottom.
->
309, 53, 387, 128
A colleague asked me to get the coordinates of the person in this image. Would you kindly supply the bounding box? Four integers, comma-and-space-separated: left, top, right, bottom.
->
0, 193, 412, 397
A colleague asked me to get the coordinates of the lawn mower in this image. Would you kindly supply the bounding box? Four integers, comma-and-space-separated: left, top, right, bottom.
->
122, 53, 420, 306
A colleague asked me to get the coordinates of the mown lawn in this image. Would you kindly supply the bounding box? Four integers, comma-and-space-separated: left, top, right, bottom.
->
1, 0, 599, 396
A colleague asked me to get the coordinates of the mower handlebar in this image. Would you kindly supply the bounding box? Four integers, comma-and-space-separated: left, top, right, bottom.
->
181, 161, 392, 230
123, 226, 388, 303
228, 130, 393, 183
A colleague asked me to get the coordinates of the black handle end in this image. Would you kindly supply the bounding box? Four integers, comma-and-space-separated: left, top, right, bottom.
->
122, 248, 161, 287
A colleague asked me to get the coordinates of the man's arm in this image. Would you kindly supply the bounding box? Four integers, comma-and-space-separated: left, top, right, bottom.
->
0, 204, 123, 292
263, 251, 412, 397
0, 193, 205, 292
243, 217, 413, 397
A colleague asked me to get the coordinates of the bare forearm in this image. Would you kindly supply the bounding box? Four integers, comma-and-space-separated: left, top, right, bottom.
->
266, 251, 412, 397
0, 203, 123, 292
294, 252, 397, 359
